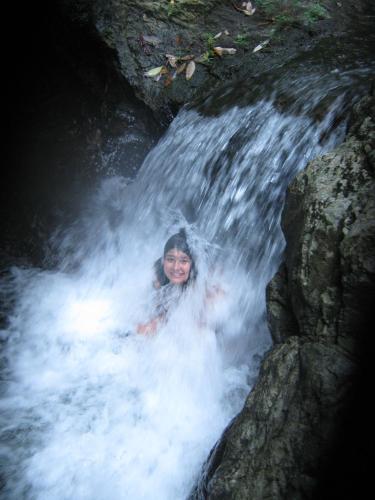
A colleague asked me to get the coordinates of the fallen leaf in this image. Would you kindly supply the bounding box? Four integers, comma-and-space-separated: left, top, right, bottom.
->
180, 54, 195, 61
224, 29, 230, 35
186, 60, 196, 80
214, 32, 222, 39
142, 35, 161, 46
156, 71, 168, 82
233, 1, 256, 16
144, 66, 166, 78
213, 46, 237, 56
242, 1, 256, 15
164, 74, 174, 87
176, 62, 187, 74
166, 54, 179, 68
252, 39, 270, 52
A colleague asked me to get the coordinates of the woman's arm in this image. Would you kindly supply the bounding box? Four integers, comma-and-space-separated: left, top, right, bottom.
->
136, 313, 165, 336
205, 283, 225, 305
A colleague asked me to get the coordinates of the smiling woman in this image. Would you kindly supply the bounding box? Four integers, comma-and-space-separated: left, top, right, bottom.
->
163, 248, 192, 285
136, 228, 197, 335
154, 228, 197, 288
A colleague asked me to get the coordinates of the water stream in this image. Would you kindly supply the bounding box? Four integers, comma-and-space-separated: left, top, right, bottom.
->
0, 60, 373, 499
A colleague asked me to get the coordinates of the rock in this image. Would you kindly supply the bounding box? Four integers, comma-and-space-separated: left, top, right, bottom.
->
192, 338, 357, 499
190, 93, 375, 499
54, 0, 373, 115
278, 92, 375, 352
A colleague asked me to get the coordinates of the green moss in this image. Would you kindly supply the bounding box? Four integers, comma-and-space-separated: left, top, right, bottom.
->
255, 1, 329, 29
303, 3, 329, 24
203, 32, 216, 49
198, 50, 214, 64
234, 34, 251, 48
273, 13, 298, 27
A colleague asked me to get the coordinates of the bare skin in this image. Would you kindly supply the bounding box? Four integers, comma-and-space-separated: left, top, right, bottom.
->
137, 248, 191, 335
162, 249, 192, 285
136, 314, 164, 335
136, 249, 225, 336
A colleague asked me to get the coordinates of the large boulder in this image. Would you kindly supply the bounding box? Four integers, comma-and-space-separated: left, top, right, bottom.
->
268, 93, 375, 353
55, 0, 368, 114
191, 93, 374, 498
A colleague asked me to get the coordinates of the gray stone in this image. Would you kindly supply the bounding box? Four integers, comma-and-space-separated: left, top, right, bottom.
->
55, 0, 369, 114
280, 94, 375, 350
192, 338, 356, 499
191, 93, 375, 499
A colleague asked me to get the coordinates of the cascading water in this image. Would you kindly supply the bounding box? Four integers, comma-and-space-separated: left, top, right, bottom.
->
0, 64, 372, 499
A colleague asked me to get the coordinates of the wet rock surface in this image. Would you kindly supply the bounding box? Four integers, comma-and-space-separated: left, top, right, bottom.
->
55, 0, 373, 115
271, 93, 375, 352
190, 93, 375, 499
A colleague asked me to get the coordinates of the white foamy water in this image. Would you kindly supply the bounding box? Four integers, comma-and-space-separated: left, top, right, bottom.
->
1, 232, 252, 500
0, 70, 363, 499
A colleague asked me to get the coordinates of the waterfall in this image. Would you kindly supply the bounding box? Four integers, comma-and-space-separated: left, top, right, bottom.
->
0, 65, 371, 499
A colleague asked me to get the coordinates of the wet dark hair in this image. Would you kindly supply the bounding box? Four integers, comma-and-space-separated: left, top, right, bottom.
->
154, 228, 196, 287
163, 228, 192, 259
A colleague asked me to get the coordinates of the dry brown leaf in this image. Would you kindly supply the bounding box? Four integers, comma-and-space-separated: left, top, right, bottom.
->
155, 72, 167, 82
164, 74, 174, 87
176, 63, 187, 74
166, 54, 178, 68
186, 60, 196, 80
213, 47, 237, 56
242, 1, 256, 15
180, 54, 195, 61
252, 39, 270, 53
233, 1, 256, 16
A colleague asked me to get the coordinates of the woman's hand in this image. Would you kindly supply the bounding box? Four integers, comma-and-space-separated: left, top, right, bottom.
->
205, 284, 225, 305
136, 314, 164, 336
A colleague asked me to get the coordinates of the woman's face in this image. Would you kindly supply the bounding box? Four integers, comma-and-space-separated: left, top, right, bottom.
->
163, 248, 192, 285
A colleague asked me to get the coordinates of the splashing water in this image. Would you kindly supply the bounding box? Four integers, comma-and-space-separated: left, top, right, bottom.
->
0, 68, 371, 499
